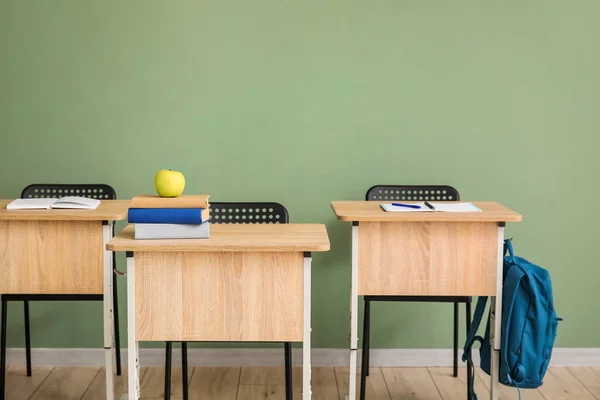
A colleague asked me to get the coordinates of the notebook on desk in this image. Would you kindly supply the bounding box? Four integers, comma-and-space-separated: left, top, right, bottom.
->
6, 196, 101, 210
381, 201, 481, 212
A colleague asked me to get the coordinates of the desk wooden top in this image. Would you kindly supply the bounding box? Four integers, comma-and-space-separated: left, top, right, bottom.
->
331, 201, 522, 222
0, 200, 130, 221
107, 223, 331, 252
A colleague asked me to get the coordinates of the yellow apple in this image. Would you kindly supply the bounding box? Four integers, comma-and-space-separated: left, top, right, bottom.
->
154, 169, 185, 197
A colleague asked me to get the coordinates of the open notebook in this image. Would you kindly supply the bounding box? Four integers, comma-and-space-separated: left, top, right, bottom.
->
6, 196, 101, 210
381, 201, 481, 212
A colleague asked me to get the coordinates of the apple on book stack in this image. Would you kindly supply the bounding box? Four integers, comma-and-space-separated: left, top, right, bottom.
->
127, 194, 211, 240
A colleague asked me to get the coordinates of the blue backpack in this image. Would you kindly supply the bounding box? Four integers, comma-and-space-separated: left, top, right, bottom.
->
462, 239, 561, 399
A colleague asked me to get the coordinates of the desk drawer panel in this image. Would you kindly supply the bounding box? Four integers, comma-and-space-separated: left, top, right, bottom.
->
358, 221, 498, 296
0, 220, 103, 294
135, 251, 304, 342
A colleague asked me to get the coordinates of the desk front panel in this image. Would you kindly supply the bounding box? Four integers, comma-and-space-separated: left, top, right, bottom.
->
135, 251, 304, 342
0, 220, 103, 294
358, 221, 498, 296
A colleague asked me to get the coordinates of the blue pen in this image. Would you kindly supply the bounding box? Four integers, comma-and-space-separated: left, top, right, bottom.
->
391, 203, 421, 209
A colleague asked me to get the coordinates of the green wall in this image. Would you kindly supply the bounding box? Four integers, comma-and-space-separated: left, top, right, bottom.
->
1, 0, 599, 350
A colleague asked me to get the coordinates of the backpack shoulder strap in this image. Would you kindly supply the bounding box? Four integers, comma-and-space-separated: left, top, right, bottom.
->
462, 296, 489, 400
500, 265, 526, 385
463, 296, 488, 361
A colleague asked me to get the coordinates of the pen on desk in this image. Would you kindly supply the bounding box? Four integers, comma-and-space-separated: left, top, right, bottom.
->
424, 201, 436, 211
391, 203, 421, 209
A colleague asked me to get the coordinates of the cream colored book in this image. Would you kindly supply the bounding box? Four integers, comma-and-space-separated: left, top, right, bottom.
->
131, 194, 210, 209
7, 196, 101, 210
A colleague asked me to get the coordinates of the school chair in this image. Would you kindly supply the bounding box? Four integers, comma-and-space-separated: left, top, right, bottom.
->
0, 184, 122, 379
163, 202, 293, 400
361, 185, 472, 383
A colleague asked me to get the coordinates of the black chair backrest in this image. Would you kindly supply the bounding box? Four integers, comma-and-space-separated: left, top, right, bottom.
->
209, 202, 288, 224
21, 184, 116, 200
365, 185, 460, 201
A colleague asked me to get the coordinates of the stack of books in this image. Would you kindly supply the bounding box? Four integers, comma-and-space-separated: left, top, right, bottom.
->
127, 194, 211, 239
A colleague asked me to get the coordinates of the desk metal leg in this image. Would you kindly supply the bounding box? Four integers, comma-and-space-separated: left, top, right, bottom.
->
103, 222, 115, 400
164, 342, 172, 400
490, 298, 500, 400
490, 224, 505, 400
127, 255, 140, 400
24, 301, 31, 377
1, 298, 7, 400
182, 342, 189, 400
285, 342, 293, 400
347, 222, 359, 400
303, 253, 312, 400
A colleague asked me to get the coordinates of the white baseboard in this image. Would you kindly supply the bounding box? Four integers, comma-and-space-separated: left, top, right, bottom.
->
6, 348, 600, 368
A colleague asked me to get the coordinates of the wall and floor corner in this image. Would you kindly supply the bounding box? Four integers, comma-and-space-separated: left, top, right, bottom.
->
1, 1, 599, 366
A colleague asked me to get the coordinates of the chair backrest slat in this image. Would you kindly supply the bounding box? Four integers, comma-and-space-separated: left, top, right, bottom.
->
209, 202, 288, 224
21, 184, 116, 200
365, 185, 460, 201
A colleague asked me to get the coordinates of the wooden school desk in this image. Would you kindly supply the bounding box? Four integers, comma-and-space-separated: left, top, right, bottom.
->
0, 199, 130, 400
330, 201, 522, 400
106, 223, 330, 400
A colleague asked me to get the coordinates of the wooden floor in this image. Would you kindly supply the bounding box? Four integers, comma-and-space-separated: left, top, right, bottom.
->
4, 366, 600, 399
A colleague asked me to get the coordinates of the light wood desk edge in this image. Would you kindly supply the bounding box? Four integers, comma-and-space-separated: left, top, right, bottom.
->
0, 199, 130, 221
330, 200, 522, 222
107, 223, 331, 252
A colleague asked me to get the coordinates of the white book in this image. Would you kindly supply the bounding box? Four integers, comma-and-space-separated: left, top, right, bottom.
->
134, 223, 210, 239
381, 202, 481, 212
6, 196, 101, 210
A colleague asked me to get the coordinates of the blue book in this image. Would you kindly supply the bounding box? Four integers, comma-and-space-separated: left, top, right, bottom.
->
127, 208, 210, 224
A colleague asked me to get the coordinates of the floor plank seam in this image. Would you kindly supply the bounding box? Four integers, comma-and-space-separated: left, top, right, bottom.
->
333, 367, 342, 400
79, 367, 101, 400
427, 368, 447, 400
380, 367, 394, 399
332, 365, 341, 399
538, 388, 549, 400
236, 366, 243, 400
27, 366, 56, 400
186, 366, 196, 388
473, 367, 490, 396
564, 367, 600, 400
